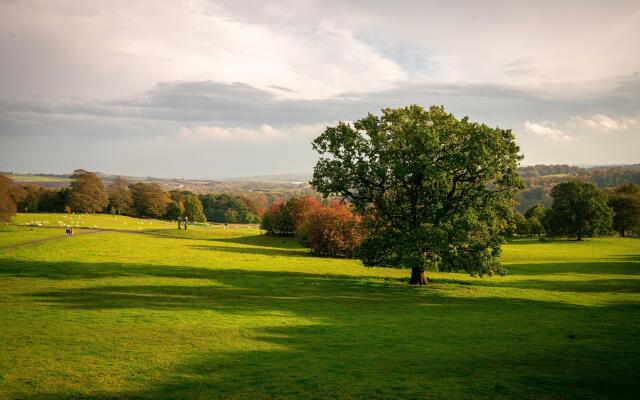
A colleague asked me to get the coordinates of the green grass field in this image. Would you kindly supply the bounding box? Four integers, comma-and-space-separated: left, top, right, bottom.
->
4, 174, 71, 183
1, 214, 639, 399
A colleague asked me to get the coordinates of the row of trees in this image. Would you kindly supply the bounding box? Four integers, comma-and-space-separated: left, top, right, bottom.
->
512, 181, 640, 239
0, 170, 264, 224
261, 196, 362, 258
257, 180, 639, 265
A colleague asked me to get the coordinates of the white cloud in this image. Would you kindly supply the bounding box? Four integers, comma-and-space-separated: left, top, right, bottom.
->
568, 113, 640, 131
0, 0, 406, 100
177, 123, 328, 142
523, 121, 571, 141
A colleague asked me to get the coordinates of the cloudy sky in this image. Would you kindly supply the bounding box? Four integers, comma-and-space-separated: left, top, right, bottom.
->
1, 0, 639, 179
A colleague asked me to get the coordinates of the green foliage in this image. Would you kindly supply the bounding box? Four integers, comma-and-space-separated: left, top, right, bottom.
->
312, 105, 522, 277
524, 203, 544, 220
524, 203, 545, 237
512, 212, 529, 236
224, 209, 239, 223
607, 183, 640, 237
240, 210, 255, 223
69, 169, 109, 213
165, 201, 185, 221
200, 194, 260, 223
182, 195, 206, 222
543, 181, 613, 240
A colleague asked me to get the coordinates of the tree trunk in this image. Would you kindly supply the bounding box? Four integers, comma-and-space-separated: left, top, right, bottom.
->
409, 267, 428, 285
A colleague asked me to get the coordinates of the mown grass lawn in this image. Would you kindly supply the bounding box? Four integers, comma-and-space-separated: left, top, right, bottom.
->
1, 214, 639, 399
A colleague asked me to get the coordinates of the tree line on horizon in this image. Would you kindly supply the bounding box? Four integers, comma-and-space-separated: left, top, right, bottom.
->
0, 170, 270, 225
2, 166, 639, 243
516, 164, 640, 212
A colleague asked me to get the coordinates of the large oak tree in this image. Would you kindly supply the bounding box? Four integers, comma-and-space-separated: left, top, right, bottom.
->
311, 105, 522, 284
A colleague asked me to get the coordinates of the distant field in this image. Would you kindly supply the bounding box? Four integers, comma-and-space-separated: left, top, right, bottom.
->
5, 174, 71, 183
13, 213, 178, 231
0, 214, 638, 399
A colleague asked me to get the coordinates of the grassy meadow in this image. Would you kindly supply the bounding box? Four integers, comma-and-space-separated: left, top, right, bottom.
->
1, 213, 639, 399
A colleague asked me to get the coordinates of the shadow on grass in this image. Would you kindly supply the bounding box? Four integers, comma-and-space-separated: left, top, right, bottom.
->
506, 261, 640, 276
188, 244, 309, 258
479, 277, 640, 293
143, 230, 303, 249
2, 258, 640, 399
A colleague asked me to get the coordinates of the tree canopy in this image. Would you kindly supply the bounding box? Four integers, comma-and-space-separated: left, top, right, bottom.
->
182, 194, 206, 222
607, 183, 640, 237
108, 177, 133, 215
311, 105, 522, 283
543, 181, 612, 240
200, 194, 261, 223
69, 169, 109, 213
129, 182, 171, 218
524, 203, 545, 237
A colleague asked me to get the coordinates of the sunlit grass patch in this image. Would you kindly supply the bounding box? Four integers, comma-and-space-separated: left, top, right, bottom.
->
0, 214, 639, 399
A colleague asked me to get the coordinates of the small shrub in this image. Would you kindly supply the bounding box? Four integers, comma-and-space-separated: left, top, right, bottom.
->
298, 202, 362, 258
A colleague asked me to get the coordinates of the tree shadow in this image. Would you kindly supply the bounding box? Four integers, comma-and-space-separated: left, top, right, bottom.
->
506, 261, 640, 276
188, 244, 310, 258
142, 230, 300, 249
5, 259, 639, 399
3, 258, 640, 399
478, 277, 640, 293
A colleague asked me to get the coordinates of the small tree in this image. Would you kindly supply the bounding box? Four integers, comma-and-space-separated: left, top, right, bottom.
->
69, 169, 109, 213
108, 176, 133, 215
240, 211, 255, 224
512, 212, 529, 236
261, 197, 321, 236
607, 183, 640, 237
524, 203, 545, 237
543, 181, 612, 240
298, 202, 362, 257
224, 209, 239, 223
311, 105, 522, 284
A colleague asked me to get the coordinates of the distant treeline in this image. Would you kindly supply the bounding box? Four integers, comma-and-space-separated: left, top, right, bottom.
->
3, 164, 640, 218
0, 170, 319, 224
516, 164, 640, 212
